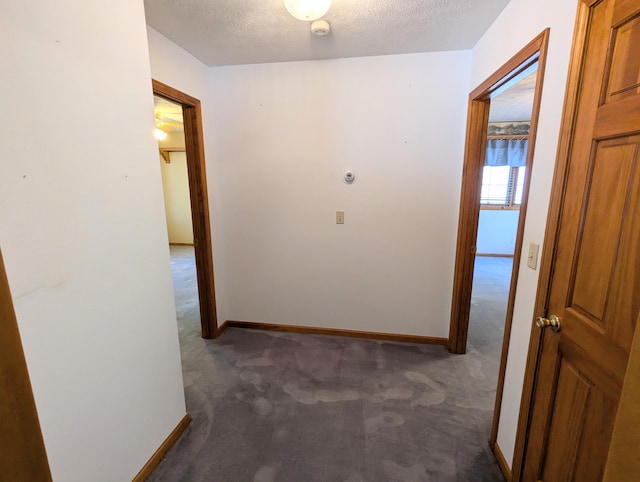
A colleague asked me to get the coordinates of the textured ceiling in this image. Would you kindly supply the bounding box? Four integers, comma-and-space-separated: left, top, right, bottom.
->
144, 0, 511, 67
489, 70, 538, 123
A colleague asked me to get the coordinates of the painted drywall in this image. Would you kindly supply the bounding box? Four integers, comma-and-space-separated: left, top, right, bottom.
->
158, 132, 193, 244
206, 51, 471, 337
470, 0, 579, 467
476, 209, 519, 255
160, 152, 194, 244
0, 2, 186, 480
147, 25, 230, 325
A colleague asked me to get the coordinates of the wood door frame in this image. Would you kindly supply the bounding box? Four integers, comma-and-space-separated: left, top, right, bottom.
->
447, 29, 550, 475
152, 80, 219, 339
449, 30, 549, 355
0, 249, 52, 480
509, 1, 600, 479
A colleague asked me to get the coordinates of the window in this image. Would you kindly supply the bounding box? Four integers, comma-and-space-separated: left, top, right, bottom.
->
480, 165, 526, 207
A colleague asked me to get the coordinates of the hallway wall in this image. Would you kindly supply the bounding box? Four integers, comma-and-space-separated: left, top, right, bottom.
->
0, 2, 186, 480
470, 0, 579, 466
206, 52, 471, 337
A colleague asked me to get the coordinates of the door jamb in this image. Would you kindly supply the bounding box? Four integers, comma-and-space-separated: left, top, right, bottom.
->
0, 248, 52, 480
447, 29, 551, 477
449, 30, 550, 356
510, 2, 591, 480
152, 80, 219, 339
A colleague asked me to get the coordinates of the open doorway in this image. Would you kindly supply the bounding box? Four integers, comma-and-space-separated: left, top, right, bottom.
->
152, 80, 218, 339
154, 95, 201, 340
448, 30, 550, 476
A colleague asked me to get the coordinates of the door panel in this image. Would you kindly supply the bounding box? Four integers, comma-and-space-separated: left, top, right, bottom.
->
521, 0, 640, 480
605, 10, 640, 101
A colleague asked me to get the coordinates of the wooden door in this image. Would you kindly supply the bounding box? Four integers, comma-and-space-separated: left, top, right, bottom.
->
521, 0, 640, 480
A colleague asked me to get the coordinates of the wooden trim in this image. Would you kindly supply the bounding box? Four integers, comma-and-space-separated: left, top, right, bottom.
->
490, 29, 551, 449
226, 321, 449, 346
153, 80, 218, 339
448, 97, 490, 353
493, 441, 513, 481
215, 319, 230, 337
0, 248, 52, 481
159, 147, 186, 164
449, 29, 549, 354
475, 253, 515, 258
132, 413, 191, 482
510, 4, 591, 480
448, 28, 551, 476
169, 243, 195, 247
603, 313, 640, 481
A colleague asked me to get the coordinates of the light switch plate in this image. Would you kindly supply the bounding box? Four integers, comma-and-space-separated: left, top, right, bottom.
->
527, 242, 540, 270
336, 210, 345, 224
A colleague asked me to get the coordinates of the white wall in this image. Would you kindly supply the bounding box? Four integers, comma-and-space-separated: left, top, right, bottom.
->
160, 152, 194, 244
206, 52, 471, 337
0, 2, 186, 480
470, 0, 579, 466
158, 132, 194, 244
476, 209, 519, 255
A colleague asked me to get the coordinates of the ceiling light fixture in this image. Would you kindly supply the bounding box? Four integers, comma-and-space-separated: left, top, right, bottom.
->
284, 0, 331, 21
155, 128, 168, 141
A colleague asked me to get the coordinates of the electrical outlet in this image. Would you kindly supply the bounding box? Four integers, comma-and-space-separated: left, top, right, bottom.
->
336, 210, 345, 224
527, 242, 539, 270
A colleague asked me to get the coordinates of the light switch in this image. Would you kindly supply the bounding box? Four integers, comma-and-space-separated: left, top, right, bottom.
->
336, 210, 345, 224
527, 242, 540, 270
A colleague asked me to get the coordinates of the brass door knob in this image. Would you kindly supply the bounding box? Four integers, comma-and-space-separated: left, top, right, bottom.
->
536, 314, 561, 333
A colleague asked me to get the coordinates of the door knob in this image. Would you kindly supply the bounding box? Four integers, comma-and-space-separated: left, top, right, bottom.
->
536, 314, 561, 332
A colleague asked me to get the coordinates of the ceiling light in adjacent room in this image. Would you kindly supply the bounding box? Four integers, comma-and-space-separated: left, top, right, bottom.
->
155, 128, 168, 141
284, 0, 331, 21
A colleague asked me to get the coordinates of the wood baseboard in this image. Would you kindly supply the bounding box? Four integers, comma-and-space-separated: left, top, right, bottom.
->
215, 320, 229, 338
168, 243, 195, 247
132, 413, 191, 482
492, 441, 512, 481
224, 320, 449, 346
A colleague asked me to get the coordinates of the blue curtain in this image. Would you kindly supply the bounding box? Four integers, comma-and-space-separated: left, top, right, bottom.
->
485, 139, 528, 167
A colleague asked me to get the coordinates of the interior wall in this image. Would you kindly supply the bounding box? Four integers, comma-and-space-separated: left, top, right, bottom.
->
160, 152, 194, 244
206, 51, 471, 337
158, 132, 193, 244
476, 209, 519, 255
470, 0, 579, 466
1, 2, 187, 480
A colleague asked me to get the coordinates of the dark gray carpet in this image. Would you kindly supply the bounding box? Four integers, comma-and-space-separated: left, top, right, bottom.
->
151, 247, 510, 481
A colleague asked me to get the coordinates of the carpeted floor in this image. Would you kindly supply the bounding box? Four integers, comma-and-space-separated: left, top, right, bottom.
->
150, 247, 511, 481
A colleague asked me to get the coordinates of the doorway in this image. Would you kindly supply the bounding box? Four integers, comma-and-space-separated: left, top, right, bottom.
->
152, 80, 218, 339
448, 30, 550, 476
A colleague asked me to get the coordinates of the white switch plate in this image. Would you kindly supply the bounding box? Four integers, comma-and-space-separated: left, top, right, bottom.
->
336, 210, 345, 224
527, 242, 540, 270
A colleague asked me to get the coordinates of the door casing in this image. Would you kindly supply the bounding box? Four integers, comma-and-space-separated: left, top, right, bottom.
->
152, 80, 219, 339
0, 248, 52, 480
448, 30, 550, 476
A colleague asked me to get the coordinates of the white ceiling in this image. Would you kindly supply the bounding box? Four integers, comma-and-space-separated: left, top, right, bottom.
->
143, 0, 511, 67
489, 70, 538, 123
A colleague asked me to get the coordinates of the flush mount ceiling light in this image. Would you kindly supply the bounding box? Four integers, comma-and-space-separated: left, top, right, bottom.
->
155, 128, 168, 141
284, 0, 331, 21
